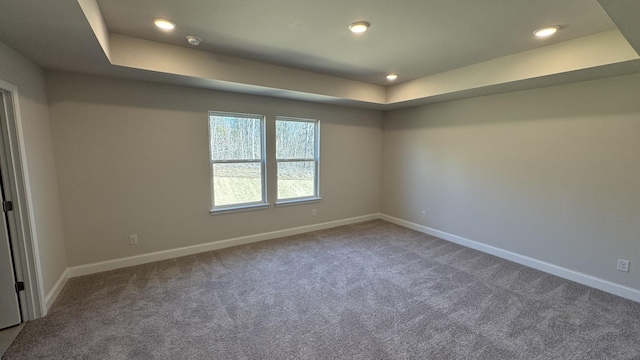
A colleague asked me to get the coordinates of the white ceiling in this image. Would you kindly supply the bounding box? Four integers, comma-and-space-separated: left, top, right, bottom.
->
0, 0, 639, 108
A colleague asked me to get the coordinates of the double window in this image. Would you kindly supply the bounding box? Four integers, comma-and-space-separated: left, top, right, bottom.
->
208, 112, 319, 213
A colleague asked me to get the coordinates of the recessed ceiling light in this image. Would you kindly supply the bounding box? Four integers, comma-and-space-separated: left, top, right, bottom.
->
533, 26, 559, 38
153, 18, 176, 31
348, 21, 370, 34
386, 74, 398, 81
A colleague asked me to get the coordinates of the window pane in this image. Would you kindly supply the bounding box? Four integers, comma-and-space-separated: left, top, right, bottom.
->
213, 163, 263, 206
210, 115, 262, 161
277, 161, 315, 199
276, 120, 315, 159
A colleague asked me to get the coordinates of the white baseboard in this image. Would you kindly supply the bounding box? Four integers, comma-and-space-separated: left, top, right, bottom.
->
68, 214, 381, 278
60, 212, 640, 304
44, 268, 69, 313
380, 214, 640, 303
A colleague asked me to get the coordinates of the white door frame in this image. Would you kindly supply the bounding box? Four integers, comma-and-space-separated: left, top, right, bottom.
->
0, 79, 45, 320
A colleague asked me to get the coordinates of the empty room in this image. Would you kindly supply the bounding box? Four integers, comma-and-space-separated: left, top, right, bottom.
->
1, 0, 639, 358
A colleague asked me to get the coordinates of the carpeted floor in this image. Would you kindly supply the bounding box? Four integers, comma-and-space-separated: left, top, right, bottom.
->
4, 220, 640, 359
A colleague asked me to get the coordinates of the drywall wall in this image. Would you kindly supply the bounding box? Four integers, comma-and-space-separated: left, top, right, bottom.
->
382, 73, 640, 290
0, 41, 67, 296
46, 72, 383, 267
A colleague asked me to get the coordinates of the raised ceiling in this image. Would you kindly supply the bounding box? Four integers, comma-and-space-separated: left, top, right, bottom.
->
0, 0, 639, 108
97, 0, 616, 85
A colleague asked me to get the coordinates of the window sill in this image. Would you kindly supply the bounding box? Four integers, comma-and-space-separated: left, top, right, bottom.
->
275, 197, 322, 207
210, 203, 270, 215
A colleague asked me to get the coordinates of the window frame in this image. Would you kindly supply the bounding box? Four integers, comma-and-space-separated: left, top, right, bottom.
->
275, 116, 321, 206
208, 111, 268, 214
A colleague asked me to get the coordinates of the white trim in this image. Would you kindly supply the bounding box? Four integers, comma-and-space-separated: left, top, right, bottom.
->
61, 213, 640, 303
11, 86, 46, 318
68, 213, 380, 278
0, 80, 45, 319
275, 197, 321, 207
209, 203, 270, 215
380, 214, 640, 303
44, 268, 69, 312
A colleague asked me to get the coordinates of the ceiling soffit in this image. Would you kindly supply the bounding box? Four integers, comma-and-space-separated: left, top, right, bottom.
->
76, 0, 640, 108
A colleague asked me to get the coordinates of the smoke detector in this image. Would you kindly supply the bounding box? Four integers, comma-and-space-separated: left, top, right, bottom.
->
186, 35, 201, 46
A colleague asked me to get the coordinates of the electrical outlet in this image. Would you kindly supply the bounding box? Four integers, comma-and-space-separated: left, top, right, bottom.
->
617, 259, 630, 272
421, 210, 426, 218
129, 234, 138, 245
312, 209, 317, 217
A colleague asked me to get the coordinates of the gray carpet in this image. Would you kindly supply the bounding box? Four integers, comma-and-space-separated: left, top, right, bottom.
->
4, 220, 640, 359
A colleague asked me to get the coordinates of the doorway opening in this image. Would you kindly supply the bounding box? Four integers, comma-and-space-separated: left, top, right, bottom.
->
0, 152, 21, 328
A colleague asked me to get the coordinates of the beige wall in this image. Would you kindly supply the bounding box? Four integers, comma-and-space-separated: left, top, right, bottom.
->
0, 41, 67, 295
46, 72, 383, 267
9, 42, 639, 298
382, 73, 640, 290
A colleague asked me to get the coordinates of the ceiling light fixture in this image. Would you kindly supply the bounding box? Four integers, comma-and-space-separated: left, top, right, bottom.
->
153, 18, 176, 31
533, 26, 559, 38
348, 21, 370, 34
186, 35, 201, 46
386, 74, 398, 81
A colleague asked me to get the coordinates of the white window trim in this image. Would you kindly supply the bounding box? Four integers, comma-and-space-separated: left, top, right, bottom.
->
208, 111, 268, 213
274, 116, 320, 205
275, 197, 322, 207
210, 203, 269, 215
